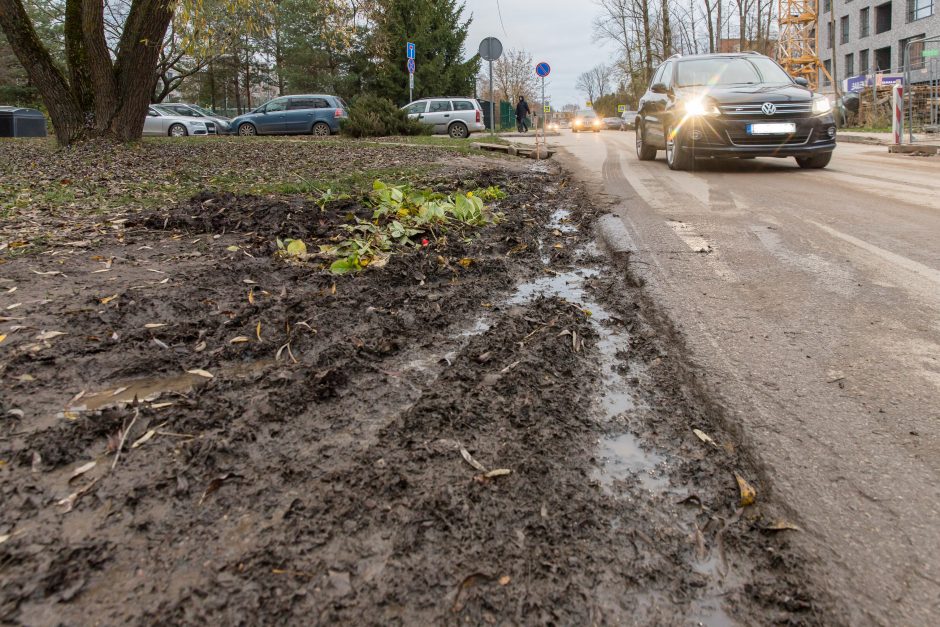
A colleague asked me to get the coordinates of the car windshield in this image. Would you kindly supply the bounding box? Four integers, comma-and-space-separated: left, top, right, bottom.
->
578, 110, 597, 118
190, 105, 218, 117
676, 57, 793, 87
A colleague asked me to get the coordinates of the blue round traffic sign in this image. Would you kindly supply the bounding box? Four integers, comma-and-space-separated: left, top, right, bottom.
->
536, 62, 551, 78
407, 58, 416, 74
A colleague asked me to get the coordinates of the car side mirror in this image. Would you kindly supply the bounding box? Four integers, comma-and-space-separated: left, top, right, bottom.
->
794, 77, 809, 87
650, 82, 668, 94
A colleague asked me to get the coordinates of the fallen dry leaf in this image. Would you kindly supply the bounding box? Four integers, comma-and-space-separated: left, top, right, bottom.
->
483, 468, 512, 478
100, 294, 119, 305
256, 321, 263, 342
460, 447, 486, 472
131, 430, 156, 449
230, 336, 251, 344
0, 533, 9, 544
34, 331, 66, 341
693, 428, 717, 447
498, 575, 511, 586
186, 369, 214, 379
68, 460, 97, 483
144, 323, 166, 329
735, 473, 757, 507
0, 334, 6, 345
763, 520, 801, 532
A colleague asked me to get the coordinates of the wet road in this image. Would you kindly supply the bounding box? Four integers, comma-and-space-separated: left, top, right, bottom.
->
527, 131, 940, 625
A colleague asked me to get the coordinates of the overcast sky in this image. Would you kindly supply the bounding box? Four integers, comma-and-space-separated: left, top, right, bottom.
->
461, 0, 618, 108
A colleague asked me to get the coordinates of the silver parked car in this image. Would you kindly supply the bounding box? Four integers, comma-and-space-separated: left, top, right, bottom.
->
402, 97, 486, 138
154, 103, 231, 135
143, 107, 208, 137
619, 110, 638, 130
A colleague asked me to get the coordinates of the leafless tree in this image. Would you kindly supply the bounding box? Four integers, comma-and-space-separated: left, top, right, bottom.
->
492, 48, 539, 103
576, 63, 615, 103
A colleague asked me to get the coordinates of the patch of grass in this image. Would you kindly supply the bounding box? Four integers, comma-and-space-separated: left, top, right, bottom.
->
0, 136, 469, 220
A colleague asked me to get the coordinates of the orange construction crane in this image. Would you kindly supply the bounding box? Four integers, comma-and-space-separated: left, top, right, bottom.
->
777, 0, 833, 90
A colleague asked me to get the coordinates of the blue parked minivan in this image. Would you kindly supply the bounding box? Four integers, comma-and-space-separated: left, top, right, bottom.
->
231, 94, 349, 136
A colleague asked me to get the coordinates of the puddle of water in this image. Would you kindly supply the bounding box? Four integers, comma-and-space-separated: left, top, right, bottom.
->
506, 263, 669, 493
594, 433, 669, 492
548, 208, 578, 234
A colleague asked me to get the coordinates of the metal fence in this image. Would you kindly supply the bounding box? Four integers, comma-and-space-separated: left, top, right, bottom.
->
903, 35, 940, 143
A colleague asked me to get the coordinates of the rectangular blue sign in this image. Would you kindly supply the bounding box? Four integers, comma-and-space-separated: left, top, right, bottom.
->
407, 43, 416, 60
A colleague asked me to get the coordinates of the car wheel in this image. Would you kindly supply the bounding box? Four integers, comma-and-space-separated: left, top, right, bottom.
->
635, 122, 657, 161
238, 123, 257, 136
312, 122, 331, 137
449, 122, 469, 139
665, 124, 695, 171
795, 152, 832, 169
168, 124, 187, 137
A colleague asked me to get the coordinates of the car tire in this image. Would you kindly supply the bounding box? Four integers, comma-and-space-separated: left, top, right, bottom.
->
449, 122, 469, 139
795, 152, 832, 169
312, 122, 331, 137
168, 124, 187, 137
635, 122, 657, 161
238, 123, 257, 136
666, 124, 695, 171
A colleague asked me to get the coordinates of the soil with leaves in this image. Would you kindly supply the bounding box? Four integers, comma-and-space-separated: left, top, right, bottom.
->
0, 141, 831, 624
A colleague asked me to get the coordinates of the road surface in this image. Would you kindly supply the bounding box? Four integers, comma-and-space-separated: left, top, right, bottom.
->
525, 131, 940, 625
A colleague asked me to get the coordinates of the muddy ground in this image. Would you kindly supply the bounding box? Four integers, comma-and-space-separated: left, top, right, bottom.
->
2, 143, 827, 625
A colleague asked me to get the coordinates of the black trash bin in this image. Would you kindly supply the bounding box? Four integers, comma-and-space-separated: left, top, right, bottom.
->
0, 106, 48, 138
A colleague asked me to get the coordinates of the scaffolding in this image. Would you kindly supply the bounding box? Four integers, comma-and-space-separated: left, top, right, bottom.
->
777, 0, 829, 90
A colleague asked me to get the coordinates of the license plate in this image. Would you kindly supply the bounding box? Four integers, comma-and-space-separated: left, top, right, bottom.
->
747, 123, 796, 135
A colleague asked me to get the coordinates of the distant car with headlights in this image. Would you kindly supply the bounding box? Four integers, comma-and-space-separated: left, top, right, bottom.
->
231, 94, 348, 136
619, 110, 638, 130
154, 103, 231, 135
571, 110, 601, 133
635, 52, 835, 170
143, 107, 208, 137
547, 121, 560, 132
602, 117, 622, 130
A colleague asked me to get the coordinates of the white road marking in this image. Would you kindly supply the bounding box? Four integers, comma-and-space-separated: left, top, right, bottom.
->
807, 220, 940, 287
666, 220, 712, 253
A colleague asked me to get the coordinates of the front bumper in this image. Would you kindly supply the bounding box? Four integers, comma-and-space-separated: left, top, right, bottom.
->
679, 114, 836, 158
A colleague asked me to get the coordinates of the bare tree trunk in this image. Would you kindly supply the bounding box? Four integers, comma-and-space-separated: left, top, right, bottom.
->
0, 0, 173, 144
640, 0, 653, 79
661, 0, 672, 58
703, 0, 716, 53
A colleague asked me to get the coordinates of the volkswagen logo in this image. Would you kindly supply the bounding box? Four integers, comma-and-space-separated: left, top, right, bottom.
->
761, 102, 777, 116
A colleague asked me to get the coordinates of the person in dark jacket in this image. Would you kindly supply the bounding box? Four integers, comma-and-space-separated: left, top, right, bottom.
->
515, 96, 531, 133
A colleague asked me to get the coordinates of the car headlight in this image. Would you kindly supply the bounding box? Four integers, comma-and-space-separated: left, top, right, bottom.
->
682, 98, 720, 116
812, 96, 832, 115
574, 119, 582, 125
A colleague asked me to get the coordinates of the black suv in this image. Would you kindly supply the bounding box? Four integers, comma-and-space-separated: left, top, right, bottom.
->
634, 52, 836, 170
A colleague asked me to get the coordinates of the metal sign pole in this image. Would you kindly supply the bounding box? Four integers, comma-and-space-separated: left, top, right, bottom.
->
541, 76, 545, 141
478, 38, 503, 137
489, 60, 495, 136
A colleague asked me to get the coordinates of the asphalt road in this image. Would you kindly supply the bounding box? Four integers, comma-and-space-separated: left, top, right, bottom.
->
525, 130, 940, 625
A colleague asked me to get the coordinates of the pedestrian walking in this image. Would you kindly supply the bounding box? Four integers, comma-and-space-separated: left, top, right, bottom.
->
516, 96, 531, 133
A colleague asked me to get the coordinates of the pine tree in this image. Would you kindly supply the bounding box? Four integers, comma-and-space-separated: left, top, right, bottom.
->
366, 0, 479, 105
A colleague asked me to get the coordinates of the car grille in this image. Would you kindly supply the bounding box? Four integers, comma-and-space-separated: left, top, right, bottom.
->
719, 102, 812, 117
725, 129, 813, 146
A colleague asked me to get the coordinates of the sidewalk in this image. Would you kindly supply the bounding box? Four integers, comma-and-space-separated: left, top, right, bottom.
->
837, 131, 891, 145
